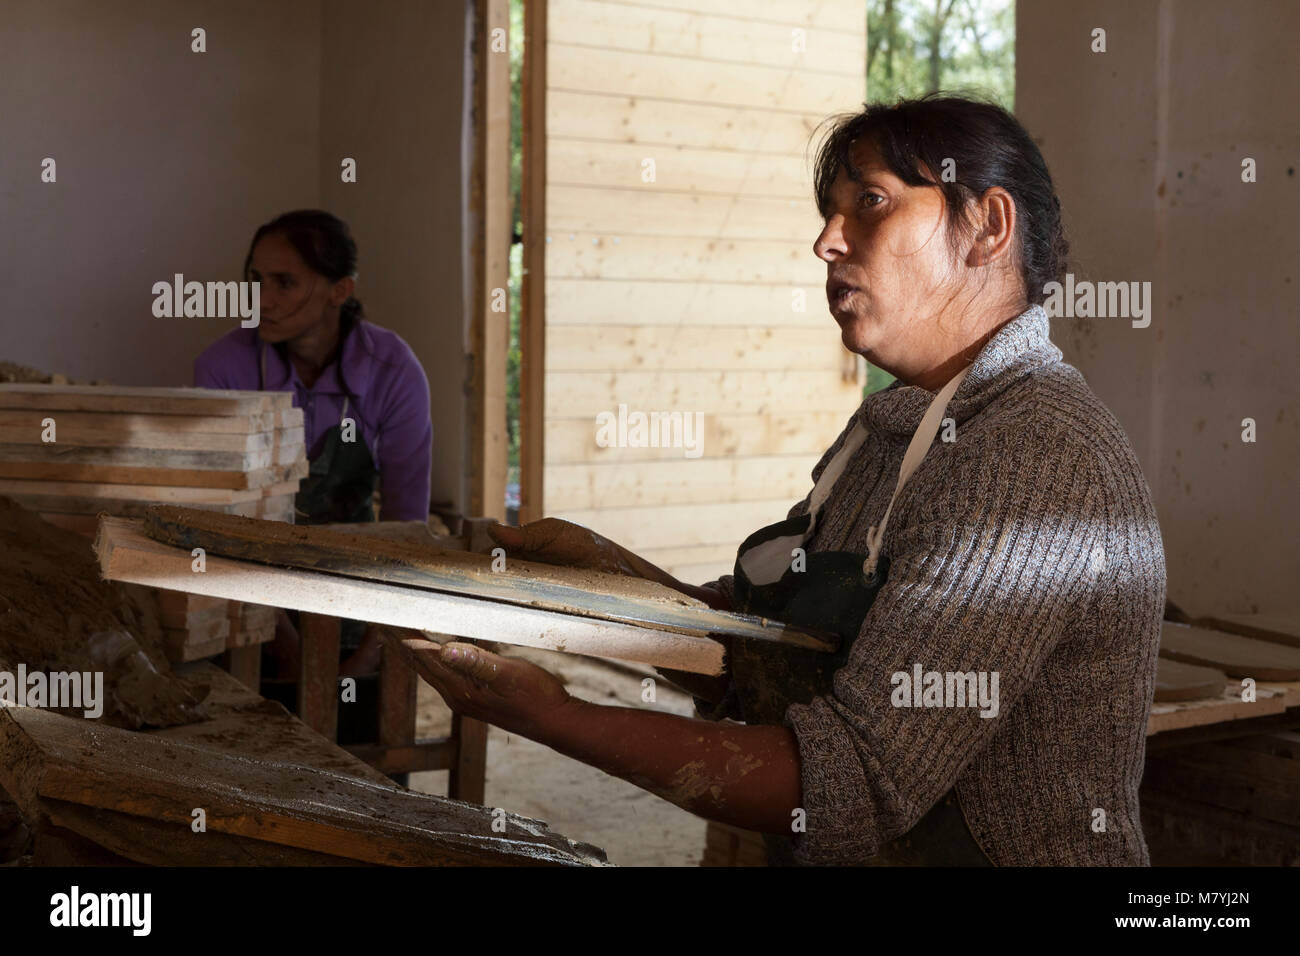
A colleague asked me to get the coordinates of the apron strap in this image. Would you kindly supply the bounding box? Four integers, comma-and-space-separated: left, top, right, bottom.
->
862, 364, 970, 576
738, 364, 970, 587
737, 420, 869, 586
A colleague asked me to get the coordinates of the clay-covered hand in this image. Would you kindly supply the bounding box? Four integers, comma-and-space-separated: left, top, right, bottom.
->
487, 517, 637, 576
402, 639, 574, 736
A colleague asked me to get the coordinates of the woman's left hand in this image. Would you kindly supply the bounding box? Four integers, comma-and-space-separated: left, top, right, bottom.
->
400, 639, 574, 736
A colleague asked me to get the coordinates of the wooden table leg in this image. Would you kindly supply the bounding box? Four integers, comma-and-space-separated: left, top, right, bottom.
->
298, 613, 340, 739
225, 645, 261, 692
379, 639, 417, 750
449, 714, 488, 804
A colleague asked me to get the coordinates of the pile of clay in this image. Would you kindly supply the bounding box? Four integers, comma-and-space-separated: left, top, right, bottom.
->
0, 497, 208, 728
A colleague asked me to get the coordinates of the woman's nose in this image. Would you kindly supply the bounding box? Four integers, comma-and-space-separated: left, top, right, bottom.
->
814, 215, 848, 262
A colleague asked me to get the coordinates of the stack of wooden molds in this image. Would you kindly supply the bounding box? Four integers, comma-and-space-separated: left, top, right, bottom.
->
0, 384, 305, 664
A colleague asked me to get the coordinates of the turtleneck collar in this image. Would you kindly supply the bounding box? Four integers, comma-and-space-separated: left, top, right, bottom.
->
861, 304, 1061, 437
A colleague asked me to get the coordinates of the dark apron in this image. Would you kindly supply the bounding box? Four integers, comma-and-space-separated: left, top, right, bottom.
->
727, 371, 991, 867
261, 346, 378, 648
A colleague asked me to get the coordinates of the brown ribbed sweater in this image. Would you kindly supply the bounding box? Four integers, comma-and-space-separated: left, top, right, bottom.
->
704, 305, 1166, 865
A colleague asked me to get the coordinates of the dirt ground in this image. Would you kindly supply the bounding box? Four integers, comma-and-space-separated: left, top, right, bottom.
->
407, 645, 708, 866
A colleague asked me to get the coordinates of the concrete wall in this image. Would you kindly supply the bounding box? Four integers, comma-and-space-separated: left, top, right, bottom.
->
319, 0, 471, 514
0, 0, 321, 385
0, 0, 472, 514
1017, 0, 1299, 615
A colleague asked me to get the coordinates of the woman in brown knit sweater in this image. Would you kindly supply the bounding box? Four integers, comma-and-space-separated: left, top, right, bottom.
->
405, 95, 1166, 866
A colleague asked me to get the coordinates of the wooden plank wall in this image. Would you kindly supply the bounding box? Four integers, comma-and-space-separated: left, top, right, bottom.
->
542, 0, 866, 583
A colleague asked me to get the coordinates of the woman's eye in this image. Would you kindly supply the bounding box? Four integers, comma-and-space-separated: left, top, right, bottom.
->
858, 191, 883, 209
278, 276, 293, 289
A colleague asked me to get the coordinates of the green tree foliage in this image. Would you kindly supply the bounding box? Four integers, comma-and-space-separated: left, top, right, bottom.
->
868, 0, 1015, 110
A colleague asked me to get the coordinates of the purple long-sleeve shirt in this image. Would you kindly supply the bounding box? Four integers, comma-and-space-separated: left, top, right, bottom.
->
194, 321, 433, 521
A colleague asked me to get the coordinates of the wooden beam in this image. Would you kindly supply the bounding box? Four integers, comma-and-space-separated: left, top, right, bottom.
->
467, 0, 511, 522
1147, 683, 1287, 735
0, 457, 307, 490
0, 383, 292, 416
1153, 657, 1225, 702
519, 0, 547, 523
224, 644, 262, 691
1199, 612, 1300, 651
1160, 621, 1300, 681
345, 739, 457, 775
298, 613, 340, 738
450, 715, 490, 805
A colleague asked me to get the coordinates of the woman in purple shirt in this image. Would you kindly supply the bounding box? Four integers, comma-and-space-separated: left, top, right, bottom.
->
195, 210, 433, 680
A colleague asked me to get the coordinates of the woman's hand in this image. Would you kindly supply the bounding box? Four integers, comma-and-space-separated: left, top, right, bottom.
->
487, 517, 637, 576
400, 638, 575, 737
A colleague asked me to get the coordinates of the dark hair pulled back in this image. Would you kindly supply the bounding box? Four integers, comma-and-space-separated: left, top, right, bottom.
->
812, 94, 1068, 305
244, 209, 365, 330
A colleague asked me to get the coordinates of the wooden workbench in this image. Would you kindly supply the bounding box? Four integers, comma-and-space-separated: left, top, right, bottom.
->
0, 664, 605, 866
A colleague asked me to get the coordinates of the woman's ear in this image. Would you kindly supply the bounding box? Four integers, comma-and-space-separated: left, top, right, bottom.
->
965, 187, 1017, 267
328, 275, 356, 308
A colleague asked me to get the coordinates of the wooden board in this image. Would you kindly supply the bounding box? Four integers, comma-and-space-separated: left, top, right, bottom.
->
545, 410, 849, 462
1147, 682, 1287, 734
228, 602, 278, 649
12, 492, 263, 518
0, 384, 293, 416
164, 613, 230, 645
547, 325, 844, 372
550, 0, 864, 72
0, 477, 266, 504
1141, 789, 1300, 866
544, 455, 818, 511
1160, 621, 1300, 681
0, 705, 604, 866
1142, 727, 1300, 864
158, 599, 230, 630
0, 424, 304, 452
1200, 612, 1300, 650
98, 516, 728, 674
0, 441, 298, 472
548, 45, 856, 116
0, 408, 302, 434
0, 457, 308, 490
1153, 657, 1227, 702
138, 505, 835, 652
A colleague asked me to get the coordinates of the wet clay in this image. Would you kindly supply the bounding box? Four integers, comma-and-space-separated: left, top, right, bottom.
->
0, 497, 208, 728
